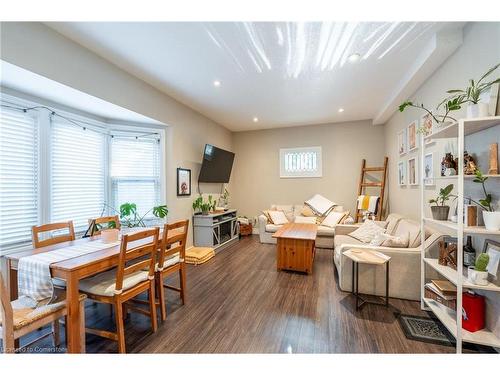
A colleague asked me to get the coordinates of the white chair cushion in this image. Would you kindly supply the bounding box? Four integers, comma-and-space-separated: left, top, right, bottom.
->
79, 269, 150, 296
304, 194, 337, 216
348, 220, 386, 243
158, 254, 180, 271
294, 216, 317, 224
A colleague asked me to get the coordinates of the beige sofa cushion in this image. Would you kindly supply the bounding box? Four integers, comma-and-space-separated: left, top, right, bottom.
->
295, 216, 317, 224
317, 225, 335, 236
393, 219, 421, 248
265, 223, 282, 233
268, 210, 289, 225
271, 205, 295, 222
348, 220, 386, 243
334, 234, 363, 248
300, 205, 316, 217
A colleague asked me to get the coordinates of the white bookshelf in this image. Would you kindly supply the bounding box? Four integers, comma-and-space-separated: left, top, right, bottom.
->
420, 115, 500, 353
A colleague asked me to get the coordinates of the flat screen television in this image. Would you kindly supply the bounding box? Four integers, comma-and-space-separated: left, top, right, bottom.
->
198, 144, 235, 183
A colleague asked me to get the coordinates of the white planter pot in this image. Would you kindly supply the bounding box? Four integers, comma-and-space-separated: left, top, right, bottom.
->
483, 211, 500, 231
467, 267, 489, 286
466, 102, 489, 118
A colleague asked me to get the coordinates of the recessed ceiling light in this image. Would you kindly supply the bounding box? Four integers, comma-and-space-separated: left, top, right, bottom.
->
213, 80, 221, 87
253, 117, 259, 123
348, 53, 361, 63
338, 108, 344, 113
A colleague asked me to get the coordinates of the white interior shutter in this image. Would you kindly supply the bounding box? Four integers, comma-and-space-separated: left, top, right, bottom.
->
111, 137, 160, 216
0, 108, 38, 251
51, 119, 105, 230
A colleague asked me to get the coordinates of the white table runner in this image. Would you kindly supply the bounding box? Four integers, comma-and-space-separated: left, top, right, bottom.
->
18, 240, 121, 307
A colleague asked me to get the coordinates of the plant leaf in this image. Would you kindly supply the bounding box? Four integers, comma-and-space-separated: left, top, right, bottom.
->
153, 205, 168, 218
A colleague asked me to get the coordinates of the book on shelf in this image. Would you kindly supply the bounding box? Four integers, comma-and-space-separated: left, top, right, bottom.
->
430, 280, 457, 297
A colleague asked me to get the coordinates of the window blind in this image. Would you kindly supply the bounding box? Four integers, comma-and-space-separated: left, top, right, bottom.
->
0, 108, 38, 250
51, 120, 105, 230
111, 137, 160, 216
279, 146, 322, 178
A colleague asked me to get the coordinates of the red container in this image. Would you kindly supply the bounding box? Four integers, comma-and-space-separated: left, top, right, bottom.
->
462, 292, 485, 332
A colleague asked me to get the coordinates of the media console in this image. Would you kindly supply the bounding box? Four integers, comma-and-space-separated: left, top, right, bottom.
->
193, 209, 239, 251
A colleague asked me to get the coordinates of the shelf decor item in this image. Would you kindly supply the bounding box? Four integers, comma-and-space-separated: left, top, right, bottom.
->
489, 143, 498, 175
192, 195, 216, 215
438, 238, 457, 270
462, 292, 485, 333
429, 184, 456, 220
483, 239, 500, 281
440, 63, 500, 119
470, 169, 500, 230
467, 253, 490, 286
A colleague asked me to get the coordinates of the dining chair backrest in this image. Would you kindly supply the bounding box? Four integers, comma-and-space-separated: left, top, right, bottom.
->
0, 274, 14, 342
158, 220, 189, 269
114, 227, 160, 294
88, 215, 121, 236
32, 221, 75, 249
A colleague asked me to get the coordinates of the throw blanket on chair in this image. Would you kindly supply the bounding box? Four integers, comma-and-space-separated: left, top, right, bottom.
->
357, 195, 380, 214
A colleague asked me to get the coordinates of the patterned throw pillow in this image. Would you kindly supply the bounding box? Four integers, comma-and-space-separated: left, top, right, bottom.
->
382, 232, 410, 248
321, 211, 348, 228
268, 210, 289, 225
300, 205, 316, 217
348, 220, 386, 243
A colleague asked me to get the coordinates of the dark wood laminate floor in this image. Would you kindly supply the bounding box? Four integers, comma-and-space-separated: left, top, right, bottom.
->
12, 236, 473, 353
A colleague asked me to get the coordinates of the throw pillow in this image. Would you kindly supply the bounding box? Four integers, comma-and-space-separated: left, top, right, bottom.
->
382, 232, 410, 248
348, 220, 386, 243
268, 210, 289, 225
271, 205, 294, 222
294, 216, 317, 224
262, 210, 273, 223
343, 215, 355, 224
321, 211, 348, 228
304, 194, 337, 216
300, 205, 316, 217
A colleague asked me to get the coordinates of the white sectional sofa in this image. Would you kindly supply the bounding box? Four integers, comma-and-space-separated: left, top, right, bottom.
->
258, 204, 347, 249
333, 214, 442, 301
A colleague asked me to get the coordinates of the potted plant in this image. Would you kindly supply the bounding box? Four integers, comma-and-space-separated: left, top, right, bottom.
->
469, 170, 500, 230
429, 184, 456, 220
219, 187, 230, 209
468, 253, 490, 286
192, 195, 216, 215
441, 63, 500, 118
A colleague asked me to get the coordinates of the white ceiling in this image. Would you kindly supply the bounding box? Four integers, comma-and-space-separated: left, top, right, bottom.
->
46, 22, 465, 131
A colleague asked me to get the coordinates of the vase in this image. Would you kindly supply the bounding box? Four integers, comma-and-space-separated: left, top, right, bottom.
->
483, 211, 500, 231
467, 267, 489, 286
466, 103, 488, 118
431, 206, 450, 221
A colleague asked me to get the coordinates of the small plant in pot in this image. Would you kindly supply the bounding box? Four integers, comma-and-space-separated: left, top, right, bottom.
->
192, 195, 217, 215
468, 253, 490, 286
441, 63, 500, 119
469, 170, 500, 230
429, 184, 457, 221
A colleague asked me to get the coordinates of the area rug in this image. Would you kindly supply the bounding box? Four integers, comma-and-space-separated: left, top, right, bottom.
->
396, 313, 455, 347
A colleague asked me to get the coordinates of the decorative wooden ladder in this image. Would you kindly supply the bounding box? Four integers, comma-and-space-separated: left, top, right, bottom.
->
355, 157, 389, 222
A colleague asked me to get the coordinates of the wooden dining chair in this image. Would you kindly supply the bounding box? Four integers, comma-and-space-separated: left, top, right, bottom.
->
156, 220, 189, 321
88, 215, 121, 236
32, 221, 75, 249
78, 227, 159, 353
0, 274, 86, 353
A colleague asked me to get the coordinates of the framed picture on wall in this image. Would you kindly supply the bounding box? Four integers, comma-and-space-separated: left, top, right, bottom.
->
420, 113, 433, 139
177, 168, 191, 196
407, 120, 418, 152
407, 157, 418, 185
424, 152, 434, 186
398, 161, 406, 186
397, 128, 407, 156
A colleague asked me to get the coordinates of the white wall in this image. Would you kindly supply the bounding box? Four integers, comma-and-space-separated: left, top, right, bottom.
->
0, 22, 233, 246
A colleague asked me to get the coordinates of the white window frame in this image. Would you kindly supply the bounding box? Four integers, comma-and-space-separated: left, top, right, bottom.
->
0, 92, 166, 253
279, 146, 322, 178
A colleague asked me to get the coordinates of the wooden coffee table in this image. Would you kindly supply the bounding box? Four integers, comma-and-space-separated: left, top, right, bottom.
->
272, 223, 317, 274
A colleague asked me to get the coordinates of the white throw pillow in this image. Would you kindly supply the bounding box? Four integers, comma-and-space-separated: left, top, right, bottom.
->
382, 232, 410, 248
294, 216, 317, 224
348, 220, 386, 243
304, 194, 337, 216
268, 210, 289, 225
321, 211, 348, 228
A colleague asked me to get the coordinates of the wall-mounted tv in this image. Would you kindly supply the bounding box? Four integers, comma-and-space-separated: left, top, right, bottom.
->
198, 144, 235, 183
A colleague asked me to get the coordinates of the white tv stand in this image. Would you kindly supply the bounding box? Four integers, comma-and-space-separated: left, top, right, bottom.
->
193, 209, 239, 251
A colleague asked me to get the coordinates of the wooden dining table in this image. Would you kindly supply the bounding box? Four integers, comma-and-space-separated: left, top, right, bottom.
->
5, 228, 171, 353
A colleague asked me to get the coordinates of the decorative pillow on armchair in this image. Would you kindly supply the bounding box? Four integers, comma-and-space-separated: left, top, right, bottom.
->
320, 211, 348, 228
304, 194, 337, 216
348, 220, 386, 243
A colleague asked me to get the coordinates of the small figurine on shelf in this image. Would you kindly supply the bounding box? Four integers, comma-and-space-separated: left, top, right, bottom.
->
464, 151, 478, 175
489, 143, 498, 175
441, 153, 457, 176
